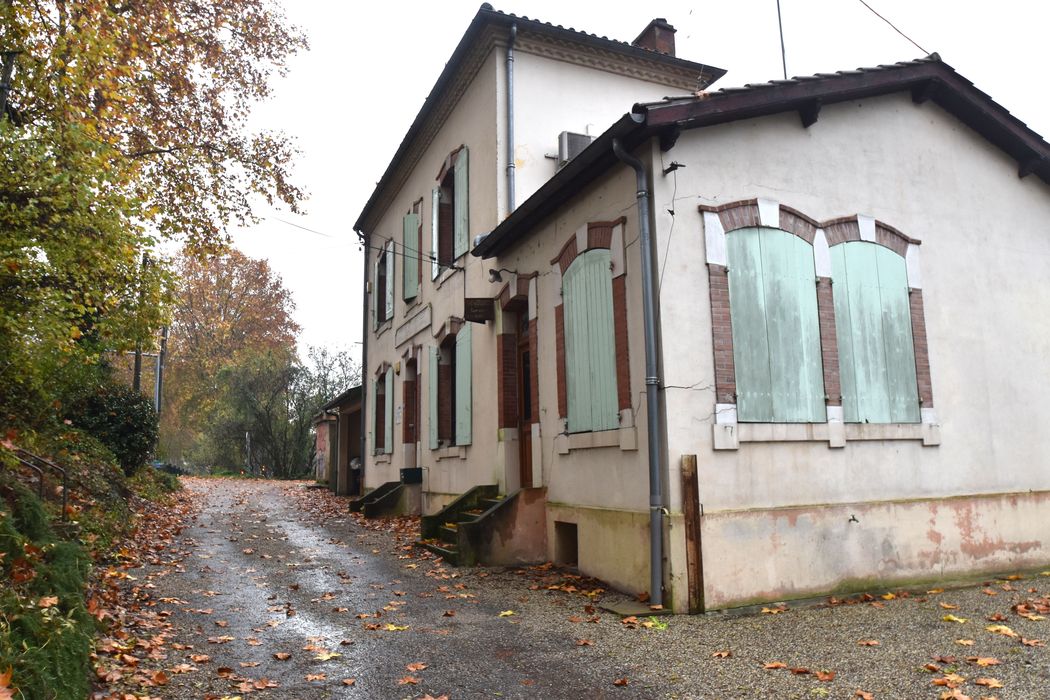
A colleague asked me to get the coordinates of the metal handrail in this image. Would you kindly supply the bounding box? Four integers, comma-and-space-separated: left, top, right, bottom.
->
10, 454, 46, 499
10, 447, 69, 520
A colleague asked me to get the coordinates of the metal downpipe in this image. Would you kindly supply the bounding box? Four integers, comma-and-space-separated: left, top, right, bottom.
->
612, 137, 665, 608
505, 23, 517, 213
356, 229, 370, 495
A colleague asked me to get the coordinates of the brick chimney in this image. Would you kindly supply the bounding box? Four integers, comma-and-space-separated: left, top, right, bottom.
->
632, 18, 676, 56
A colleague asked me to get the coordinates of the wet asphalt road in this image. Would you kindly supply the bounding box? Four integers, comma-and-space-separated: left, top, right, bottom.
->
139, 478, 643, 699
128, 478, 1050, 700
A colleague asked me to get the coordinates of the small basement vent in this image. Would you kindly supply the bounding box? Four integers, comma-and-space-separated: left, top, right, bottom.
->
558, 131, 594, 168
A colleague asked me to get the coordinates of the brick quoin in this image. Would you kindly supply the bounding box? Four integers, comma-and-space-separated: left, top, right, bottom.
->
612, 274, 631, 411
707, 264, 736, 404
909, 289, 934, 407
555, 305, 567, 419
816, 277, 841, 406
528, 318, 539, 424
496, 333, 518, 429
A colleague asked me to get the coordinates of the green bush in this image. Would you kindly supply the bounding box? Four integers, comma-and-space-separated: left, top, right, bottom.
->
65, 376, 158, 476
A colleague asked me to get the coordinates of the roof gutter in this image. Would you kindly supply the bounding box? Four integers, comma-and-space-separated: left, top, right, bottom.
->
612, 129, 666, 609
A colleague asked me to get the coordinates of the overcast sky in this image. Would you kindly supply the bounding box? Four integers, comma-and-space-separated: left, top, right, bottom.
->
230, 0, 1050, 360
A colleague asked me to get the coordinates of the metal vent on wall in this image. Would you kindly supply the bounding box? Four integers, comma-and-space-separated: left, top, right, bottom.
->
558, 131, 594, 168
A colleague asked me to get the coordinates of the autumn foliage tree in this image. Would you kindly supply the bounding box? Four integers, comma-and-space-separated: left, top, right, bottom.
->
0, 0, 307, 430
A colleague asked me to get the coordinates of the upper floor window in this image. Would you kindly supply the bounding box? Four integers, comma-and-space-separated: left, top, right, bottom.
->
727, 227, 826, 423
432, 146, 469, 279
373, 240, 393, 328
403, 208, 420, 301
831, 241, 919, 423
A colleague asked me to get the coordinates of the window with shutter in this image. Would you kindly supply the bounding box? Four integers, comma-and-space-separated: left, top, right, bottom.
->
726, 227, 825, 423
563, 249, 618, 433
431, 147, 468, 279
403, 213, 419, 300
831, 241, 920, 423
455, 323, 472, 445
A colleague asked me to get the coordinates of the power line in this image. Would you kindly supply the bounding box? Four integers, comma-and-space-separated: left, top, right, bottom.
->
855, 0, 929, 55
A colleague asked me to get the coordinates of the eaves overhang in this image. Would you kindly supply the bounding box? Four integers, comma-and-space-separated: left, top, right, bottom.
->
473, 56, 1050, 260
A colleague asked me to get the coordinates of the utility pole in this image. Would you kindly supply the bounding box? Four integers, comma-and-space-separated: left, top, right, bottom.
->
132, 253, 149, 392
153, 326, 168, 415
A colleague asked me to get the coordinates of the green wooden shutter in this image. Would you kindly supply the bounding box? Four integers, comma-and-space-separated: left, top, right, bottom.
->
403, 213, 419, 300
428, 347, 439, 449
453, 147, 469, 259
727, 227, 825, 422
455, 324, 472, 445
384, 241, 394, 321
831, 242, 920, 423
384, 368, 394, 454
563, 249, 618, 433
372, 256, 379, 330
369, 378, 377, 454
431, 188, 441, 279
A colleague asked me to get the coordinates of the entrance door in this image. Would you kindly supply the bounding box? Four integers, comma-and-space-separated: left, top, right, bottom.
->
517, 315, 533, 487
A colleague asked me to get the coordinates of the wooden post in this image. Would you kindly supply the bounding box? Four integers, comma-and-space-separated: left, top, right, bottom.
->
681, 454, 704, 613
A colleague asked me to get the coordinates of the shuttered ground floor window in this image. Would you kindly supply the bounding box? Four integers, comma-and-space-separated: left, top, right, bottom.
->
831, 241, 920, 423
428, 323, 472, 448
371, 366, 393, 454
726, 227, 826, 423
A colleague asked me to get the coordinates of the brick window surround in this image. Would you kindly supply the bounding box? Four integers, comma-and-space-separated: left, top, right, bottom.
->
552, 220, 631, 429
701, 199, 935, 445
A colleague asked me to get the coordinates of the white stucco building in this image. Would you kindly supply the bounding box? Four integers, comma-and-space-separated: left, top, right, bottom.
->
354, 6, 1050, 612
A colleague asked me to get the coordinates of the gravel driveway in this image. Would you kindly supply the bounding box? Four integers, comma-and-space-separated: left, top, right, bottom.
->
103, 478, 1049, 699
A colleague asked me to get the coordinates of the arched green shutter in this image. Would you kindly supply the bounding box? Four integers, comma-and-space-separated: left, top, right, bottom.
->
428, 347, 439, 449
831, 242, 919, 423
403, 213, 419, 300
727, 227, 825, 422
455, 324, 472, 445
453, 148, 469, 259
563, 249, 618, 433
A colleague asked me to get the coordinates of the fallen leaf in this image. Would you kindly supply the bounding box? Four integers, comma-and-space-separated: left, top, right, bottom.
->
855, 691, 874, 700
761, 606, 786, 614
968, 657, 1000, 667
955, 639, 975, 646
985, 624, 1018, 638
406, 662, 428, 672
613, 677, 630, 686
443, 610, 456, 617
1021, 638, 1045, 647
314, 651, 343, 661
931, 672, 965, 688
383, 623, 409, 631
940, 602, 959, 610
974, 677, 1003, 688
881, 592, 896, 600
576, 639, 594, 646
498, 610, 515, 617
342, 678, 357, 686
305, 673, 326, 681
857, 639, 880, 646
190, 654, 211, 663
711, 650, 732, 658
37, 596, 59, 608
763, 662, 787, 670
816, 670, 836, 682
789, 667, 810, 675
397, 675, 420, 685
943, 614, 968, 624
273, 652, 291, 660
